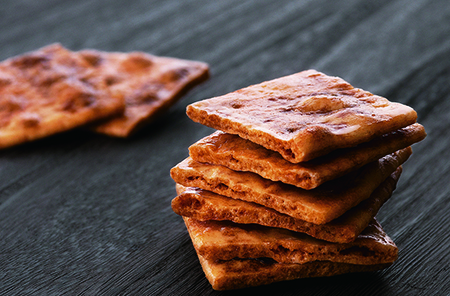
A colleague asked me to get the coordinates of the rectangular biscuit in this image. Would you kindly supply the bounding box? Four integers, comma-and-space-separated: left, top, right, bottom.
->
189, 123, 425, 189
170, 147, 411, 224
0, 44, 125, 149
187, 69, 417, 162
78, 50, 209, 137
183, 217, 398, 265
197, 254, 392, 291
172, 167, 401, 243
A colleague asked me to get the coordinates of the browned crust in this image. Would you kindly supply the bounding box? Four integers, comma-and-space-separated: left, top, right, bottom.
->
187, 70, 417, 162
198, 254, 393, 290
173, 167, 401, 243
170, 148, 411, 224
189, 123, 425, 189
79, 50, 209, 137
0, 43, 125, 149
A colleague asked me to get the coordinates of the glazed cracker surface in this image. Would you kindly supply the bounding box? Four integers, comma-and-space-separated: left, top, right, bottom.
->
189, 124, 424, 189
173, 167, 401, 243
0, 44, 124, 149
171, 148, 411, 224
187, 70, 417, 162
79, 50, 209, 137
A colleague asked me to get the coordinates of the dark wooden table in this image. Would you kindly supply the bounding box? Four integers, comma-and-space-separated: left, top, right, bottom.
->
1, 1, 449, 295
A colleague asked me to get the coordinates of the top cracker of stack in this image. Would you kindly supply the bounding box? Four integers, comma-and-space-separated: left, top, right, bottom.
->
170, 69, 426, 290
186, 69, 420, 165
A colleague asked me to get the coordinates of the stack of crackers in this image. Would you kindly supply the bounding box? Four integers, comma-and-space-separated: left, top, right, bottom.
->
0, 44, 209, 148
170, 70, 426, 290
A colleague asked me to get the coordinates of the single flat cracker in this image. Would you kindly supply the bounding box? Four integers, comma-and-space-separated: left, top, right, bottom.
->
0, 44, 125, 149
170, 147, 411, 224
184, 217, 398, 265
198, 254, 392, 290
189, 123, 425, 189
187, 69, 417, 162
79, 49, 209, 137
172, 167, 401, 243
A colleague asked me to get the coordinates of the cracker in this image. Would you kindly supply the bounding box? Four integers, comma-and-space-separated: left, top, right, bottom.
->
186, 70, 417, 162
170, 147, 411, 224
184, 217, 398, 265
78, 49, 209, 137
172, 167, 401, 243
188, 218, 396, 290
189, 123, 425, 189
0, 44, 125, 149
197, 255, 392, 290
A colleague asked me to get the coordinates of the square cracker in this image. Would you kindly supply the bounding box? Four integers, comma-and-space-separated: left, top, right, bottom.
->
0, 44, 125, 149
78, 49, 209, 137
183, 217, 398, 265
197, 254, 392, 291
170, 147, 411, 224
189, 123, 424, 189
172, 167, 401, 243
186, 69, 417, 162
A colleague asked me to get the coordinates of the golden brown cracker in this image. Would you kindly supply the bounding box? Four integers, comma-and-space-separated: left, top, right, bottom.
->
197, 254, 392, 290
0, 44, 125, 149
79, 49, 209, 137
184, 217, 398, 265
189, 123, 425, 189
173, 167, 401, 243
171, 148, 411, 224
187, 70, 417, 162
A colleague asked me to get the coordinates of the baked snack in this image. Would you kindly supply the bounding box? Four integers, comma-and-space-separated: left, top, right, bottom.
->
184, 217, 398, 264
186, 217, 397, 290
197, 255, 392, 291
79, 49, 209, 137
186, 70, 417, 162
171, 147, 411, 224
0, 43, 125, 149
172, 167, 401, 243
172, 69, 425, 290
189, 123, 425, 189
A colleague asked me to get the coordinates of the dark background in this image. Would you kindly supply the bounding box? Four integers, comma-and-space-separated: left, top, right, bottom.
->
1, 1, 449, 295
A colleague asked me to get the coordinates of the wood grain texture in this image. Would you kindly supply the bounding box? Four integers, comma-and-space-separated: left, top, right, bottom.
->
0, 0, 449, 295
